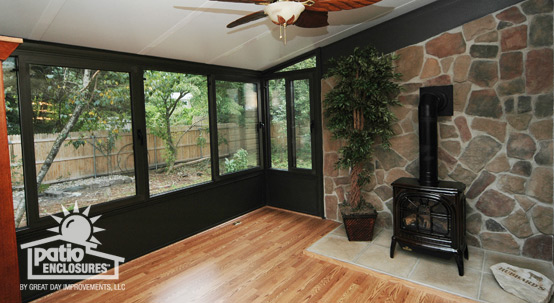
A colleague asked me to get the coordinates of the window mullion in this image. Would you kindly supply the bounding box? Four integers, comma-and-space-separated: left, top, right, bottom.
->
285, 78, 295, 170
16, 57, 39, 227
130, 68, 149, 198
208, 75, 220, 181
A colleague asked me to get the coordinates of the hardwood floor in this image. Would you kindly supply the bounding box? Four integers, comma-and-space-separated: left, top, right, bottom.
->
33, 207, 475, 303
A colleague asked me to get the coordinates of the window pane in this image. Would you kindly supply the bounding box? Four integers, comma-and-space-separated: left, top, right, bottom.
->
277, 56, 316, 73
3, 58, 26, 228
144, 71, 210, 195
30, 65, 136, 217
216, 81, 259, 174
268, 79, 288, 170
293, 79, 312, 169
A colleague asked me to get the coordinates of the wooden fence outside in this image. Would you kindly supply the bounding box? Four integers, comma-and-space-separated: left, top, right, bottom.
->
9, 120, 259, 185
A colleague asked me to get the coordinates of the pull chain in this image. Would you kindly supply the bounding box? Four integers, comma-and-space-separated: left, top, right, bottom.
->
279, 24, 288, 45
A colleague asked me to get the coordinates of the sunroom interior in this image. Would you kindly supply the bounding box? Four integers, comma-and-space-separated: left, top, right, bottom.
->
1, 0, 553, 302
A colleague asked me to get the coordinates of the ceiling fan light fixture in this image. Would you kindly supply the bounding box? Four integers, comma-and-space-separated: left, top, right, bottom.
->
264, 1, 305, 25
264, 1, 305, 44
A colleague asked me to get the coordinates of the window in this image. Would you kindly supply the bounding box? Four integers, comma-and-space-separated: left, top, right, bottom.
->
215, 81, 260, 174
268, 78, 288, 170
8, 45, 270, 233
292, 79, 312, 169
29, 65, 136, 217
4, 58, 27, 228
267, 76, 313, 171
144, 70, 210, 195
277, 56, 316, 73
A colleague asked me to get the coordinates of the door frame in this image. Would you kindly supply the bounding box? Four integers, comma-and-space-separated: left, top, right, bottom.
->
262, 59, 324, 217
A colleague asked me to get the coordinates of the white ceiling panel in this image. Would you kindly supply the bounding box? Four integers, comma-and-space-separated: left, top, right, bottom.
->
0, 0, 53, 38
0, 0, 436, 70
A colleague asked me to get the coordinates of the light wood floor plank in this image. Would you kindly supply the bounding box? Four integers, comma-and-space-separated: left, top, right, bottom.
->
33, 207, 475, 303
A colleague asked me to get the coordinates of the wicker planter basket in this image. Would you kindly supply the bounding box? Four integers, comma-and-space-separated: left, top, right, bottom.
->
342, 211, 377, 241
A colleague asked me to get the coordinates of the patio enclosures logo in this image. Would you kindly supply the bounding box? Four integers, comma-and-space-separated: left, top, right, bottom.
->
20, 203, 124, 280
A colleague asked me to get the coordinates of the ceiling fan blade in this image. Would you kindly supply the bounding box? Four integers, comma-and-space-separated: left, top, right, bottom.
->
305, 0, 383, 12
227, 10, 267, 28
294, 10, 328, 28
210, 0, 271, 4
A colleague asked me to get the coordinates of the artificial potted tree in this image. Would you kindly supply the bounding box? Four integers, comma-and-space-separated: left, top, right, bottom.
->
324, 46, 402, 241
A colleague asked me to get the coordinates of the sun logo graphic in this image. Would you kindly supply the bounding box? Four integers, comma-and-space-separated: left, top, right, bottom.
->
20, 202, 124, 280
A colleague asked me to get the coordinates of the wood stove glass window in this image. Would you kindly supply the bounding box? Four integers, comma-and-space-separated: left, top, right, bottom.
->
400, 194, 450, 237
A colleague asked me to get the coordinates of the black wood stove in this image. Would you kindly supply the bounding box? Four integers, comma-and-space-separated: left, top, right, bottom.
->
390, 86, 468, 276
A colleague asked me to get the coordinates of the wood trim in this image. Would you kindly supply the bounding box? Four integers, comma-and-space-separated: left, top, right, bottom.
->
0, 36, 23, 61
0, 37, 23, 303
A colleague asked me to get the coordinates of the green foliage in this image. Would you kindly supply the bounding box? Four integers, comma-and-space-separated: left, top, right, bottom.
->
66, 203, 75, 212
3, 58, 22, 135
277, 56, 316, 72
67, 139, 86, 149
29, 66, 131, 134
10, 153, 23, 186
292, 79, 312, 169
196, 134, 207, 148
324, 46, 402, 189
37, 183, 50, 194
26, 65, 133, 179
268, 77, 313, 170
215, 81, 259, 172
224, 148, 249, 173
215, 81, 249, 125
144, 70, 208, 172
268, 78, 288, 169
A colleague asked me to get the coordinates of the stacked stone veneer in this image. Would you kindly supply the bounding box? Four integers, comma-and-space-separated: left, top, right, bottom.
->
322, 0, 554, 261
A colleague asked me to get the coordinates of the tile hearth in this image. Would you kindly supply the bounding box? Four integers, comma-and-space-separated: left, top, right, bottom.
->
306, 226, 554, 303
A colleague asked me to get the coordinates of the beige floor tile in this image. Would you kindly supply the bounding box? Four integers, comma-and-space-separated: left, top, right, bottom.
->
466, 246, 485, 271
371, 228, 393, 248
484, 251, 554, 280
330, 225, 348, 238
409, 257, 482, 299
308, 234, 368, 262
480, 272, 527, 303
356, 244, 418, 278
400, 246, 483, 273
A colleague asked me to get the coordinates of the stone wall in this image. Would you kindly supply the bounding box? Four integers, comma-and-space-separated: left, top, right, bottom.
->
322, 0, 554, 261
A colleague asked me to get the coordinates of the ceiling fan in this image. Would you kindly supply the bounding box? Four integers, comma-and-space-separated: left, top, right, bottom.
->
210, 0, 383, 43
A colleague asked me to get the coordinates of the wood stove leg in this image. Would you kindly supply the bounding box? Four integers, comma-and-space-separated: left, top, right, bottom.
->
464, 245, 469, 260
455, 253, 464, 276
390, 237, 396, 258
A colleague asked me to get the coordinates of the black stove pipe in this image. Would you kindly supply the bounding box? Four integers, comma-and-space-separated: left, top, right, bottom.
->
418, 93, 440, 187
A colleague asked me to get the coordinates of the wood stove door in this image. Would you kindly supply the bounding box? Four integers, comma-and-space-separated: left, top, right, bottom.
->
401, 194, 449, 235
395, 192, 455, 247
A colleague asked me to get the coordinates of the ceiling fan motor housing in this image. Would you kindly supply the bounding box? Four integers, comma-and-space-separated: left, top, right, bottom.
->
264, 1, 306, 25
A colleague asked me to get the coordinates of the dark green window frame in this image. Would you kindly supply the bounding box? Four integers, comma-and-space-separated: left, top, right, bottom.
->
8, 42, 265, 233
